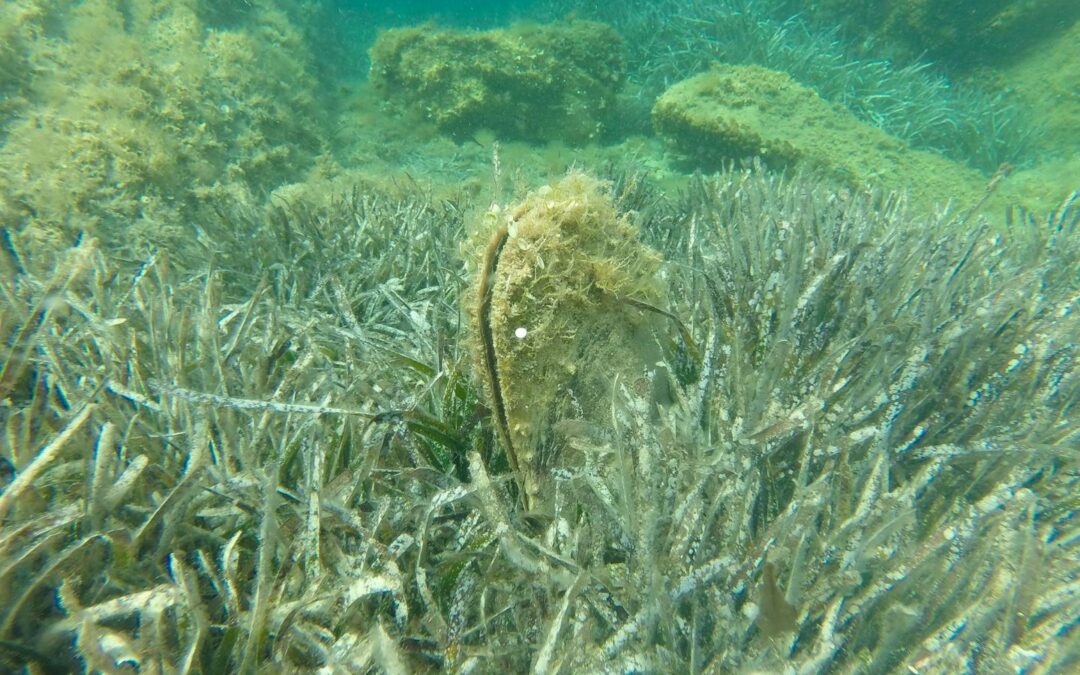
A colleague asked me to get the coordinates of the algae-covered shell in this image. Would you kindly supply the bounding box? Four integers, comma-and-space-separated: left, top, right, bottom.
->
469, 172, 668, 510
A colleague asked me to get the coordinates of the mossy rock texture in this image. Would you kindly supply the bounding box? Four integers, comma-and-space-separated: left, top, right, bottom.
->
369, 20, 624, 143
806, 0, 1079, 65
0, 0, 323, 251
467, 172, 669, 510
652, 63, 990, 210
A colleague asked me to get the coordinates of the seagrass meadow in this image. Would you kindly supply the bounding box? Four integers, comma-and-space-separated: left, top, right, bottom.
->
1, 1, 1079, 673
2, 167, 1077, 672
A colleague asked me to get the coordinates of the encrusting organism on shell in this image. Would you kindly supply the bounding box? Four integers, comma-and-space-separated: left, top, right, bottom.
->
467, 171, 676, 511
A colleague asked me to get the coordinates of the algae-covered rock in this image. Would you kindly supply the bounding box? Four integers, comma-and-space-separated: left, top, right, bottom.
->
652, 63, 990, 210
468, 172, 670, 510
992, 19, 1080, 207
0, 1, 37, 115
370, 21, 624, 143
810, 0, 1080, 65
0, 0, 323, 250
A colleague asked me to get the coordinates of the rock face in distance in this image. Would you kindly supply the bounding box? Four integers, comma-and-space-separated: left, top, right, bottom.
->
652, 63, 990, 211
807, 0, 1080, 65
369, 20, 624, 143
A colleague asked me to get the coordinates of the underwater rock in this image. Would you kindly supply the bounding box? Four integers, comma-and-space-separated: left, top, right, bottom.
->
652, 63, 991, 211
369, 21, 624, 143
468, 172, 669, 510
810, 0, 1080, 65
0, 0, 322, 251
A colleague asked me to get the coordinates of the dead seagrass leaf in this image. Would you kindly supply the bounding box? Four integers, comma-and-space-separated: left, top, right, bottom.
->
468, 171, 671, 511
756, 561, 798, 638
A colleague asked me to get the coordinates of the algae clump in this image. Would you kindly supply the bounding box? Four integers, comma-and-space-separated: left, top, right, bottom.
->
468, 172, 669, 510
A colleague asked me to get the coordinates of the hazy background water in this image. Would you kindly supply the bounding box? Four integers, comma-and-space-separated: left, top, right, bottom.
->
334, 0, 541, 26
